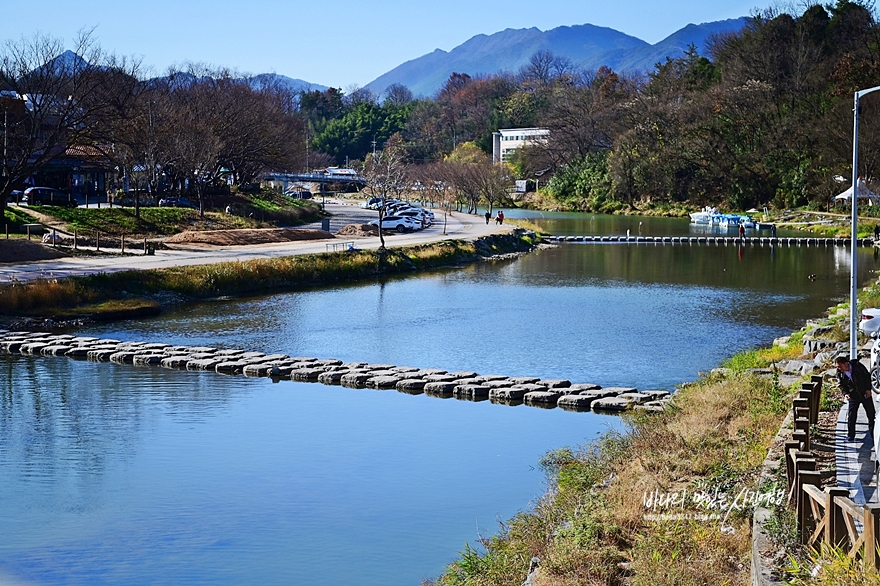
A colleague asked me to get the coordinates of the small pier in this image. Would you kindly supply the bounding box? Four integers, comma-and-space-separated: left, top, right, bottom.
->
542, 235, 876, 247
0, 330, 671, 415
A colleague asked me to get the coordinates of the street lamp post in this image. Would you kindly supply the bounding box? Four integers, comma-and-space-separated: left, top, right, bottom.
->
849, 85, 880, 359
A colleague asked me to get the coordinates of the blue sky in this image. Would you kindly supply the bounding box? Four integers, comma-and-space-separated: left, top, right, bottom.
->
1, 0, 761, 89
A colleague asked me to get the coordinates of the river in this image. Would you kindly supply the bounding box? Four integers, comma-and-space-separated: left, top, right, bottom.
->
1, 212, 876, 585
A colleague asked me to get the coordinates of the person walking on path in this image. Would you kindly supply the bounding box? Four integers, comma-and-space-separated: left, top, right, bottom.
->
835, 355, 876, 441
874, 224, 879, 241
485, 210, 491, 225
495, 210, 504, 225
738, 223, 745, 241
771, 224, 777, 239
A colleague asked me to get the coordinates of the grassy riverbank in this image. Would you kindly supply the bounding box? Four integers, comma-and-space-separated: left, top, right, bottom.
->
0, 232, 535, 323
433, 287, 880, 585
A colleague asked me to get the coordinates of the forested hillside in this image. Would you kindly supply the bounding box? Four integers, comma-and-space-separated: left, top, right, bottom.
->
303, 1, 880, 213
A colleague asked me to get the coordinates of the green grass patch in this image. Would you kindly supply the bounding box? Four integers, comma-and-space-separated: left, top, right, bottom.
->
3, 206, 38, 234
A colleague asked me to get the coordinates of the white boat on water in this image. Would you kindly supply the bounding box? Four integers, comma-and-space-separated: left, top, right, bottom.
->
689, 206, 720, 224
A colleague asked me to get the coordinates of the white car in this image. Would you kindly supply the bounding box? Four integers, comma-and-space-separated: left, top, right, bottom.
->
860, 308, 880, 391
369, 215, 419, 233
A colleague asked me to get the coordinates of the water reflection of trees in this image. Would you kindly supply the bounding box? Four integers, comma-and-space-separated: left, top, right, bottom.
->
0, 357, 248, 481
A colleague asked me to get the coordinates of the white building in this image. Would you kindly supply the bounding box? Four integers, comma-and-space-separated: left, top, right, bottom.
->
492, 128, 550, 164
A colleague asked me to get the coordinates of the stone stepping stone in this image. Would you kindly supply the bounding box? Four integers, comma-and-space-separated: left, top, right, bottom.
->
524, 390, 565, 405
365, 363, 396, 370
366, 375, 402, 389
342, 362, 369, 369
140, 343, 171, 351
557, 395, 594, 411
292, 367, 328, 381
1, 341, 26, 353
513, 383, 549, 393
424, 374, 457, 382
242, 363, 280, 377
133, 354, 164, 366
215, 349, 245, 356
392, 366, 420, 374
260, 354, 290, 362
576, 389, 621, 400
69, 337, 100, 344
414, 368, 447, 377
618, 392, 652, 404
41, 345, 72, 356
20, 342, 51, 354
290, 356, 318, 363
424, 381, 456, 394
641, 390, 671, 400
271, 365, 299, 377
540, 379, 572, 389
483, 379, 515, 389
601, 387, 637, 395
185, 352, 218, 361
490, 388, 526, 400
318, 370, 351, 385
489, 396, 524, 407
396, 379, 427, 392
314, 358, 343, 366
365, 369, 399, 377
454, 384, 490, 399
187, 346, 217, 353
63, 347, 92, 358
186, 358, 224, 371
449, 370, 479, 379
110, 351, 138, 364
508, 376, 541, 385
88, 349, 118, 361
341, 372, 373, 388
592, 396, 634, 411
215, 361, 250, 374
160, 356, 192, 369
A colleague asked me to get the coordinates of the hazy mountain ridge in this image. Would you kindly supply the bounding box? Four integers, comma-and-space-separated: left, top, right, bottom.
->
364, 17, 747, 98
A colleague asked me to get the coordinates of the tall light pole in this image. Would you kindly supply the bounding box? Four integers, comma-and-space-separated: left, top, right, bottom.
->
850, 85, 880, 359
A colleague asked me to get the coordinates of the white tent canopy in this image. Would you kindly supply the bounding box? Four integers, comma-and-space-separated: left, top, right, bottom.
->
833, 178, 880, 206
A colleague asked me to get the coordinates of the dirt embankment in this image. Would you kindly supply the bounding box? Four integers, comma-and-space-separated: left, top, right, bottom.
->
163, 228, 334, 246
0, 240, 69, 264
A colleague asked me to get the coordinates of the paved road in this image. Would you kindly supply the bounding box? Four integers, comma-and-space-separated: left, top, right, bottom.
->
0, 200, 510, 283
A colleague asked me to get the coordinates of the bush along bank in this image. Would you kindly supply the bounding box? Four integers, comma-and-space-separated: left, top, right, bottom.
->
0, 231, 537, 326
433, 294, 880, 585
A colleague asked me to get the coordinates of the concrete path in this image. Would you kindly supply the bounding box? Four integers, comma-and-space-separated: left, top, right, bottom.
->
0, 200, 512, 283
837, 364, 879, 504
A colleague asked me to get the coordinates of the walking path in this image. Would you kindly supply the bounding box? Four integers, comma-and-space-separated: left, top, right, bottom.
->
0, 201, 511, 283
837, 361, 879, 504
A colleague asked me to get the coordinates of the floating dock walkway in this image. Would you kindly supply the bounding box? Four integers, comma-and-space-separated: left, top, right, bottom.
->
542, 235, 876, 246
0, 330, 670, 415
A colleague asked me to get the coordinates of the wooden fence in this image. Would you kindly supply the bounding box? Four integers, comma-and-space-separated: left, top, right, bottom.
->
791, 374, 880, 568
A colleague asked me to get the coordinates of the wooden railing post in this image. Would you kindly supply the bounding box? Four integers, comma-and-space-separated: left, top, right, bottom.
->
799, 388, 815, 425
810, 375, 823, 423
789, 453, 815, 505
797, 466, 819, 539
864, 504, 880, 571
827, 488, 850, 548
794, 417, 812, 451
785, 441, 800, 487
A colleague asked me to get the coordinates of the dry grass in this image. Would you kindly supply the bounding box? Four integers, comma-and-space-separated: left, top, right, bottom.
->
439, 372, 789, 586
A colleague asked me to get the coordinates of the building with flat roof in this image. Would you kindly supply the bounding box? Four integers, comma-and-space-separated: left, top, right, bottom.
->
492, 128, 549, 164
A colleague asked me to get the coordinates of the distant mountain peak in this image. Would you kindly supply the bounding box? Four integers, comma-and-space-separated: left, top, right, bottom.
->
364, 18, 747, 98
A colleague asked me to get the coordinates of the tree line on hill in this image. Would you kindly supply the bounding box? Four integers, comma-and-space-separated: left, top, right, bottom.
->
1, 1, 879, 221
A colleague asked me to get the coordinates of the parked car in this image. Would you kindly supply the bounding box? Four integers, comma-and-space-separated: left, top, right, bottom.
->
360, 197, 381, 209
22, 187, 77, 207
158, 197, 196, 208
397, 208, 433, 226
369, 215, 418, 233
6, 190, 23, 204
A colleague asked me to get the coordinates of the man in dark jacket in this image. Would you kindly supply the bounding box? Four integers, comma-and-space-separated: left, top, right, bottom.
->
835, 355, 876, 441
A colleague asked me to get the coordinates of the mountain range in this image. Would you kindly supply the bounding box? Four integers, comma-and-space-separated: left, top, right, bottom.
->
363, 17, 748, 98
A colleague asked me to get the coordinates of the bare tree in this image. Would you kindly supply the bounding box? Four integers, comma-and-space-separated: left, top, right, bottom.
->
360, 133, 409, 249
0, 31, 138, 222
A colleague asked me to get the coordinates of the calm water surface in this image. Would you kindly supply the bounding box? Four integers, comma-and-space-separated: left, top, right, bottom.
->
2, 213, 878, 584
